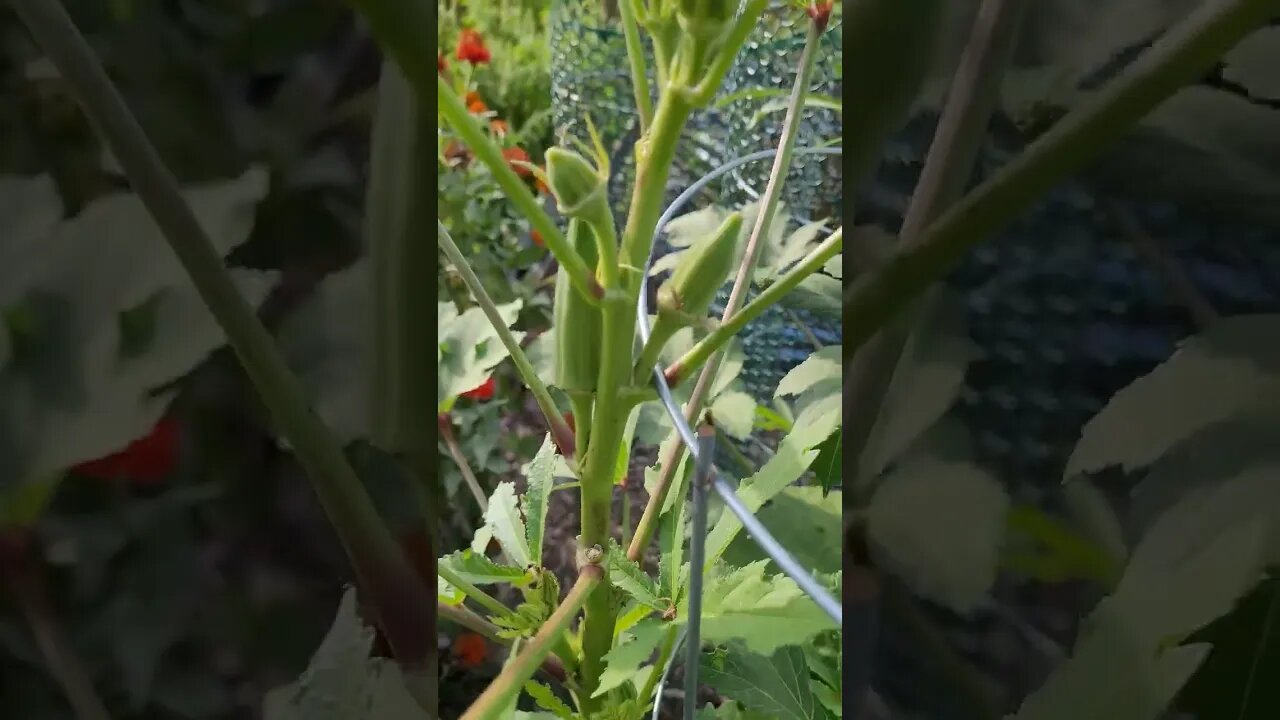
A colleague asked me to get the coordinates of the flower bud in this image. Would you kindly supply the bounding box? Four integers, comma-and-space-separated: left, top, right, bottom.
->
545, 146, 606, 217
657, 212, 742, 320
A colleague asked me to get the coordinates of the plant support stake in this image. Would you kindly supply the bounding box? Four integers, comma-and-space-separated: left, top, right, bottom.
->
682, 424, 715, 720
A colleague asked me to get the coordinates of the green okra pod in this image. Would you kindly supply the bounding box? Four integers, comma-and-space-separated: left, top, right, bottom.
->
635, 212, 742, 383
554, 218, 604, 394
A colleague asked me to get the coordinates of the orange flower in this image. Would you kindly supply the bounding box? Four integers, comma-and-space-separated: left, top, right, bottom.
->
490, 119, 509, 136
456, 28, 491, 65
465, 91, 488, 114
531, 229, 544, 247
452, 633, 487, 668
535, 171, 549, 195
503, 146, 531, 177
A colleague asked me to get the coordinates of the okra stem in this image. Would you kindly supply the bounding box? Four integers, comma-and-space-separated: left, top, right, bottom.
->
617, 0, 654, 131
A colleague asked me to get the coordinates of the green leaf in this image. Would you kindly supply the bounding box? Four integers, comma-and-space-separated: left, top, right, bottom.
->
860, 289, 976, 481
866, 456, 1009, 613
524, 681, 574, 718
694, 561, 834, 654
521, 435, 557, 566
1223, 26, 1280, 100
0, 169, 273, 488
775, 346, 840, 399
481, 482, 532, 569
440, 550, 533, 586
702, 423, 825, 569
1179, 575, 1280, 720
722, 487, 842, 576
1014, 468, 1275, 720
594, 618, 667, 698
438, 577, 464, 606
493, 570, 561, 640
710, 390, 757, 440
810, 430, 841, 494
699, 643, 826, 720
262, 588, 420, 720
606, 539, 664, 611
1064, 314, 1280, 479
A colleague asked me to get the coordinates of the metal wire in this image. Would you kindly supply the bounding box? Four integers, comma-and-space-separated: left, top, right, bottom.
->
638, 146, 844, 715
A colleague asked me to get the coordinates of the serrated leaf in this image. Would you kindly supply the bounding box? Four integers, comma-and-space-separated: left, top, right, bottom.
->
1014, 462, 1274, 720
524, 681, 574, 718
262, 588, 420, 720
711, 391, 757, 440
482, 482, 532, 569
606, 540, 664, 610
694, 561, 834, 653
438, 577, 464, 606
703, 422, 827, 568
810, 430, 841, 494
1065, 314, 1280, 479
722, 488, 841, 576
861, 290, 976, 481
594, 618, 667, 698
698, 644, 825, 720
866, 456, 1009, 613
775, 346, 840, 399
440, 550, 533, 586
494, 570, 560, 640
521, 436, 557, 566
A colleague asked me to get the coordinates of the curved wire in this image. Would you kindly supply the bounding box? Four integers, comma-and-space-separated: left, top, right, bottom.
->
640, 146, 843, 717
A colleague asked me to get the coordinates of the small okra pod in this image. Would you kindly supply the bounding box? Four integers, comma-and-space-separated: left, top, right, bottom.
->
553, 218, 604, 394
656, 211, 742, 321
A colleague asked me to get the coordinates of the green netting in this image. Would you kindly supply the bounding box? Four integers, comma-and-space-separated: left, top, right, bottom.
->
548, 0, 842, 221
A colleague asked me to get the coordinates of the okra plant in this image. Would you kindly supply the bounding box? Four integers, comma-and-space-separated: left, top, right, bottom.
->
439, 1, 844, 716
5, 0, 1279, 718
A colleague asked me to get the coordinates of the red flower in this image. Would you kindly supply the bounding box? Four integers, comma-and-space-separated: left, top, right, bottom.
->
73, 416, 179, 486
438, 53, 448, 74
531, 229, 544, 247
465, 91, 488, 114
503, 147, 531, 177
461, 377, 496, 401
456, 29, 491, 65
453, 632, 487, 667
